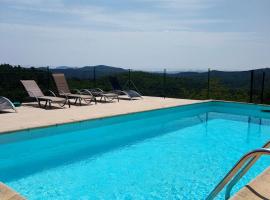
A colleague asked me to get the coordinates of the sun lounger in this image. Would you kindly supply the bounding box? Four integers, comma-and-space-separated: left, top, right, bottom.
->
52, 73, 96, 105
83, 88, 119, 102
21, 80, 70, 109
109, 76, 142, 100
0, 96, 16, 112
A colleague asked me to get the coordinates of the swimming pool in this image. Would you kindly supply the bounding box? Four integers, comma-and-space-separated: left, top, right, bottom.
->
1, 101, 270, 199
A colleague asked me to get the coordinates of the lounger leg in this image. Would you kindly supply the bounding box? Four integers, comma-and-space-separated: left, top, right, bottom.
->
68, 100, 71, 108
38, 100, 41, 108
44, 100, 48, 109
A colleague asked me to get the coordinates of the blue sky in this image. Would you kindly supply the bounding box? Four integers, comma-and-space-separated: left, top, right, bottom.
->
0, 0, 269, 70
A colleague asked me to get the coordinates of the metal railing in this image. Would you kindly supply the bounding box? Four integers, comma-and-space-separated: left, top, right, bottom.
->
0, 64, 269, 104
206, 140, 270, 200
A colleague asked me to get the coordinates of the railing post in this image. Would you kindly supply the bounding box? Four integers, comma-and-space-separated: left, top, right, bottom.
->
128, 69, 131, 90
47, 66, 50, 90
260, 71, 265, 104
163, 68, 166, 98
93, 66, 96, 88
207, 68, 210, 99
249, 70, 254, 103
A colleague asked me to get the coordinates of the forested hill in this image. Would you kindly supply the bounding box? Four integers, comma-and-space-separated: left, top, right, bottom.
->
172, 68, 270, 89
49, 65, 127, 79
51, 66, 270, 90
48, 65, 270, 91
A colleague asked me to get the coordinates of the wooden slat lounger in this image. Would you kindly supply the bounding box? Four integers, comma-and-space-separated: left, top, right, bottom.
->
52, 73, 96, 105
21, 80, 70, 109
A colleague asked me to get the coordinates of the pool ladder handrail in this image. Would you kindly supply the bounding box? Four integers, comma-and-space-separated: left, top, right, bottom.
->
206, 140, 270, 200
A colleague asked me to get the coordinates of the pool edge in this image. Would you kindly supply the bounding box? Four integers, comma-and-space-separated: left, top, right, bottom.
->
0, 100, 211, 135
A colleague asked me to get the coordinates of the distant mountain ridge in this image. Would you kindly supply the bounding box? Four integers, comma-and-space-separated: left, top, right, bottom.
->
47, 65, 270, 90
50, 65, 127, 79
48, 65, 270, 86
55, 66, 71, 69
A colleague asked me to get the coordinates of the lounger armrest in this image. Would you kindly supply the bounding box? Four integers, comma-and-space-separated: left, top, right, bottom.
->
1, 96, 17, 112
93, 88, 104, 92
58, 90, 70, 99
47, 90, 57, 97
80, 89, 94, 96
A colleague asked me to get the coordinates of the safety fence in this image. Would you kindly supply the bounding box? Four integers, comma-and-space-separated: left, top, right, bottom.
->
0, 65, 269, 104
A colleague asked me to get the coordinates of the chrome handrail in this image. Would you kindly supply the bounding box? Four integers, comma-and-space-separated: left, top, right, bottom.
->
224, 140, 270, 199
206, 141, 270, 200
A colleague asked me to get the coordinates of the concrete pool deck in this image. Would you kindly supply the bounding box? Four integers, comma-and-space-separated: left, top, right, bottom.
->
0, 96, 205, 134
0, 182, 25, 200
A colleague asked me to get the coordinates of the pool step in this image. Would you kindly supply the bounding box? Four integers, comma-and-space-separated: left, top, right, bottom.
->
0, 182, 25, 200
230, 167, 270, 200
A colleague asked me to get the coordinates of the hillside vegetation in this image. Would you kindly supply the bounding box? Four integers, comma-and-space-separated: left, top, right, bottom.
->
0, 64, 269, 104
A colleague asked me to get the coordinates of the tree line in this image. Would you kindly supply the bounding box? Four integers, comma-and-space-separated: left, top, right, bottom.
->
0, 64, 269, 104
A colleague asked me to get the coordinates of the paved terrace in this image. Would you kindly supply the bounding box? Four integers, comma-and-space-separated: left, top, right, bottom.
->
0, 96, 205, 134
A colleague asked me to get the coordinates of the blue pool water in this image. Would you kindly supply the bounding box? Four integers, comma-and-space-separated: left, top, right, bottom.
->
1, 102, 270, 199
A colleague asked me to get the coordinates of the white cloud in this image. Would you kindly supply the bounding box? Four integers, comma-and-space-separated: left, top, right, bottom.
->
0, 23, 268, 70
0, 0, 226, 31
0, 0, 269, 69
135, 0, 218, 12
